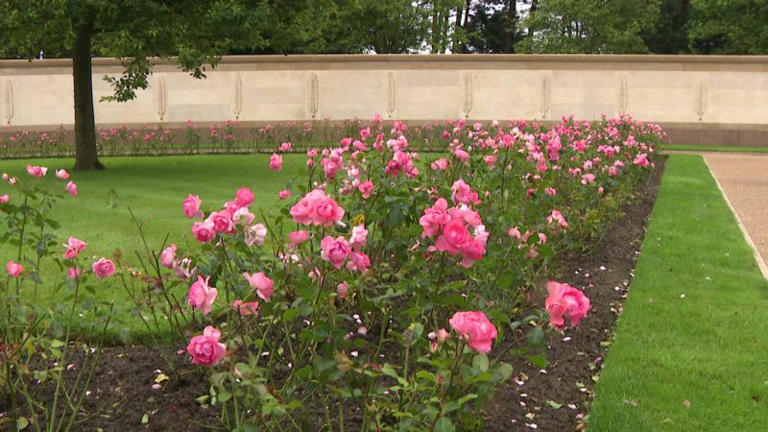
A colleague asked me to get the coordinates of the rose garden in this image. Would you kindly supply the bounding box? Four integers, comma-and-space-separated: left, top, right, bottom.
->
2, 2, 768, 431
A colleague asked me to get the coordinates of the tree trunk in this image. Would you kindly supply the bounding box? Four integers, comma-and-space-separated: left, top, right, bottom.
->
72, 20, 104, 170
452, 6, 463, 53
504, 0, 517, 53
527, 0, 538, 42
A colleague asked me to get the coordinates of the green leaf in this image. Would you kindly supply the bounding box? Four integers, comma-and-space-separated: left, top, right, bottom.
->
433, 416, 455, 432
526, 326, 545, 349
526, 354, 548, 370
472, 353, 489, 373
547, 400, 563, 410
50, 339, 65, 348
16, 417, 29, 430
141, 413, 149, 424
402, 322, 424, 347
492, 363, 514, 383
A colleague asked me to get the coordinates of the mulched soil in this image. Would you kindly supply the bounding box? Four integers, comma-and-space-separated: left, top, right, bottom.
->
486, 157, 665, 431
1, 158, 665, 432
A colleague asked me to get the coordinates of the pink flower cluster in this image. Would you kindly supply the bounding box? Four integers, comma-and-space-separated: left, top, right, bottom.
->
290, 189, 345, 226
420, 198, 487, 268
320, 225, 370, 273
187, 187, 267, 244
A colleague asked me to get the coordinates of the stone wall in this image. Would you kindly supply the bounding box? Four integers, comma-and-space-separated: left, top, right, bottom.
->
1, 54, 766, 146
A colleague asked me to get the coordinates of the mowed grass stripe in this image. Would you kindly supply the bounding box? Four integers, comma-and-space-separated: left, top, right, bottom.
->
588, 154, 768, 431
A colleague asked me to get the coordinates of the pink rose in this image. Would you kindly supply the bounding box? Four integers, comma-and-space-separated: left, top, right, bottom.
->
269, 153, 283, 171
545, 187, 557, 197
55, 169, 69, 179
314, 196, 345, 226
245, 224, 268, 246
290, 189, 345, 226
188, 275, 217, 315
435, 220, 470, 254
91, 258, 115, 279
186, 326, 227, 366
173, 257, 196, 280
346, 251, 370, 273
459, 239, 486, 268
6, 261, 23, 278
26, 165, 47, 177
507, 226, 522, 240
357, 180, 374, 199
289, 196, 315, 225
207, 211, 235, 234
161, 244, 177, 268
278, 189, 291, 200
183, 194, 204, 219
0, 194, 8, 204
232, 207, 255, 225
289, 230, 310, 246
419, 198, 450, 238
482, 155, 497, 167
547, 210, 568, 230
67, 267, 82, 280
449, 311, 498, 353
235, 187, 254, 207
633, 153, 649, 167
243, 272, 274, 302
279, 141, 292, 152
66, 181, 78, 197
349, 225, 368, 249
545, 281, 591, 329
430, 158, 449, 171
62, 237, 87, 260
581, 173, 596, 185
337, 281, 349, 299
191, 220, 216, 243
320, 236, 351, 269
232, 300, 259, 316
453, 148, 470, 162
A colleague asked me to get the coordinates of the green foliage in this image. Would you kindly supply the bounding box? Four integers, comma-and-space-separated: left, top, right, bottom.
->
517, 0, 662, 53
688, 0, 768, 54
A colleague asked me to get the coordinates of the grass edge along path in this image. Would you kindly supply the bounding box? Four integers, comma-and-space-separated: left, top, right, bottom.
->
588, 154, 768, 431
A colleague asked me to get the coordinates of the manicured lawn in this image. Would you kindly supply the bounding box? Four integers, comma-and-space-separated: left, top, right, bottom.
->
663, 144, 768, 153
0, 154, 304, 257
0, 154, 305, 340
588, 154, 768, 431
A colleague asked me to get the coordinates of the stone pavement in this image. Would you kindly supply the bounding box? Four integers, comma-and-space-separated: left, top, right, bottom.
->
703, 153, 768, 279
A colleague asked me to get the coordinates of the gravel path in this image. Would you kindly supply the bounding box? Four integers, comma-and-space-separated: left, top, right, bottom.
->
704, 153, 768, 278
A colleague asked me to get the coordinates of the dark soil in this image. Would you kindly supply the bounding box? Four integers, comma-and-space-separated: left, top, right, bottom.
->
484, 157, 666, 431
1, 159, 665, 432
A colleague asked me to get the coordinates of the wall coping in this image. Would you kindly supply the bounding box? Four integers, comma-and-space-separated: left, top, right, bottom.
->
1, 54, 767, 69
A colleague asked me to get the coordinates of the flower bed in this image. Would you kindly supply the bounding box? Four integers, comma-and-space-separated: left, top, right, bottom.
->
0, 115, 663, 431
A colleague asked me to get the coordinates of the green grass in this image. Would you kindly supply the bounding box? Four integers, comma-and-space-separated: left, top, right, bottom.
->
0, 154, 305, 340
663, 144, 768, 153
588, 154, 768, 431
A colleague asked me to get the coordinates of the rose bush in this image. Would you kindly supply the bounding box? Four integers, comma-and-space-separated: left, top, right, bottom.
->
0, 114, 661, 431
123, 114, 662, 431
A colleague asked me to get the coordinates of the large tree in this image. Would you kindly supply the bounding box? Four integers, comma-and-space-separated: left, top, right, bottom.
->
0, 0, 265, 170
516, 0, 661, 53
688, 0, 768, 54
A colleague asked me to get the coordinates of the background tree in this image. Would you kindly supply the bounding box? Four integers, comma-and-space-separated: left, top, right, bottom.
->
0, 0, 266, 170
516, 0, 661, 53
462, 1, 524, 53
687, 0, 768, 54
641, 0, 690, 54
